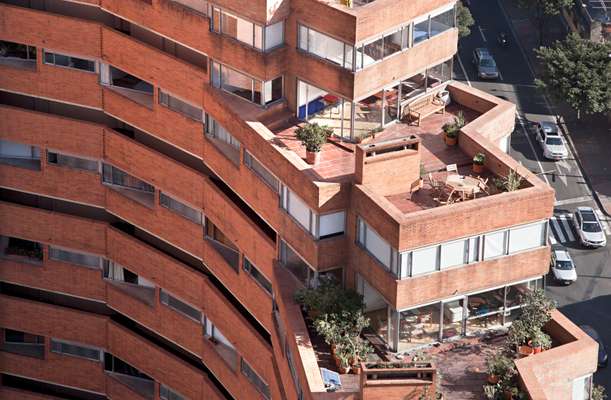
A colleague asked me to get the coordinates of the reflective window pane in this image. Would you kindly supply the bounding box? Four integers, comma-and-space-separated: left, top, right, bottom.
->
383, 30, 403, 58
413, 19, 430, 44
430, 8, 455, 37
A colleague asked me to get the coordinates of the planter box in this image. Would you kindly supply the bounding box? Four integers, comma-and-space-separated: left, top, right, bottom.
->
360, 362, 437, 400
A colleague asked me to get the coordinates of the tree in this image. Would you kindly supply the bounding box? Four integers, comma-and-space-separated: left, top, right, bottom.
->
456, 1, 475, 38
518, 0, 574, 44
535, 33, 611, 118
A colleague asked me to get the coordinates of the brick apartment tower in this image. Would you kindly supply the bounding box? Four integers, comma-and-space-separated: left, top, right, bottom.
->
0, 0, 565, 399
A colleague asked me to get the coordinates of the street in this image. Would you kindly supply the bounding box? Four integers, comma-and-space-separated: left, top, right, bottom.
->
454, 0, 611, 390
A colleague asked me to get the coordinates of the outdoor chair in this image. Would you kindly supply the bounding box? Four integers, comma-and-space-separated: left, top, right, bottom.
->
446, 164, 458, 173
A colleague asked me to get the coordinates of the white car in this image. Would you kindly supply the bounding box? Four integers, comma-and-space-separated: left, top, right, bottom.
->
550, 244, 577, 285
574, 207, 607, 248
535, 121, 568, 160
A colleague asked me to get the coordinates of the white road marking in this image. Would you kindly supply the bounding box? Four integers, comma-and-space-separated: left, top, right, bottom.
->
478, 26, 487, 42
548, 234, 557, 245
554, 196, 593, 207
456, 55, 472, 87
517, 115, 550, 185
595, 209, 611, 235
550, 217, 566, 243
558, 214, 576, 242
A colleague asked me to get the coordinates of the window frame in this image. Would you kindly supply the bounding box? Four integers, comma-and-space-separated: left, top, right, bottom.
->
50, 338, 103, 362
43, 49, 97, 73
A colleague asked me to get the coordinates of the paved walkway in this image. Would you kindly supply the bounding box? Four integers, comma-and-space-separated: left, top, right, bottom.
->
500, 0, 611, 215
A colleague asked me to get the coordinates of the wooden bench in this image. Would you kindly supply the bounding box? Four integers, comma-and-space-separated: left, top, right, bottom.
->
402, 94, 446, 126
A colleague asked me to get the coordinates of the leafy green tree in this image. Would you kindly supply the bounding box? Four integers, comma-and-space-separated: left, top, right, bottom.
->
518, 0, 574, 44
456, 1, 475, 38
535, 33, 611, 118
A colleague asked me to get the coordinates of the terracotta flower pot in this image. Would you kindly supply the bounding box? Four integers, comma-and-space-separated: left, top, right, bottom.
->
528, 340, 542, 354
444, 134, 457, 146
338, 365, 351, 374
305, 150, 320, 165
487, 374, 500, 384
472, 163, 484, 174
333, 354, 340, 368
518, 345, 534, 357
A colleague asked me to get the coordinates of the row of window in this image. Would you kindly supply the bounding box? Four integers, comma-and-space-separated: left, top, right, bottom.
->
297, 3, 455, 71
160, 290, 271, 399
356, 217, 548, 279
210, 60, 283, 106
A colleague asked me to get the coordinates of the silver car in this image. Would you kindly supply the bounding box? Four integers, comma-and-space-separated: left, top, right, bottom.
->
536, 121, 568, 160
550, 244, 577, 285
574, 207, 607, 248
472, 48, 499, 79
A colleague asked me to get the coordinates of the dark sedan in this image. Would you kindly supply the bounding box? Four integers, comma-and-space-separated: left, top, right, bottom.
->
580, 325, 608, 367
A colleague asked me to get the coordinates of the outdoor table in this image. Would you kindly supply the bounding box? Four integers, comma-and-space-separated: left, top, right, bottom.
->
445, 174, 481, 201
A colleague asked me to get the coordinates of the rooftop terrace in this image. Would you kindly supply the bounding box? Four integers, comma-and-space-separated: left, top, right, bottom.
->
273, 104, 480, 183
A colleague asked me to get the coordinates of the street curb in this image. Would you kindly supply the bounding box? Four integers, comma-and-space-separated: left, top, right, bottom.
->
496, 0, 611, 217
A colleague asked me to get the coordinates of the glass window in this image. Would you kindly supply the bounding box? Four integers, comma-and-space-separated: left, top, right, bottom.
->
205, 114, 241, 165
484, 230, 506, 259
102, 164, 154, 193
383, 30, 403, 58
318, 211, 345, 239
264, 76, 283, 105
442, 299, 464, 339
159, 89, 203, 121
298, 25, 354, 70
203, 316, 238, 369
49, 246, 101, 269
254, 25, 263, 49
353, 94, 383, 139
0, 40, 37, 61
160, 192, 202, 224
466, 287, 505, 335
243, 257, 272, 295
440, 239, 466, 269
398, 303, 441, 351
160, 289, 201, 322
43, 51, 95, 72
361, 37, 384, 67
411, 246, 439, 275
426, 58, 452, 89
221, 64, 255, 102
47, 151, 99, 172
160, 384, 186, 400
244, 150, 279, 192
430, 7, 455, 38
51, 339, 101, 361
241, 358, 271, 400
281, 184, 315, 234
297, 80, 348, 138
222, 10, 255, 47
572, 374, 592, 400
400, 73, 427, 102
505, 281, 529, 309
508, 222, 546, 253
279, 240, 313, 287
264, 21, 284, 51
365, 224, 391, 268
413, 18, 430, 44
468, 236, 480, 263
0, 139, 41, 170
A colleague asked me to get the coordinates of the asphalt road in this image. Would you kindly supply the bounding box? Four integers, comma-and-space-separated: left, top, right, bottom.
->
454, 0, 611, 390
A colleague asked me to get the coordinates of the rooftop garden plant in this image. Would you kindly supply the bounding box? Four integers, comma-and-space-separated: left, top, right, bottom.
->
295, 122, 333, 153
494, 167, 524, 192
295, 277, 373, 373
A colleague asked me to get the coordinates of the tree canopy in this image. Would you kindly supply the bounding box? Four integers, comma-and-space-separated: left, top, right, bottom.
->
456, 1, 475, 38
518, 0, 575, 17
535, 33, 611, 117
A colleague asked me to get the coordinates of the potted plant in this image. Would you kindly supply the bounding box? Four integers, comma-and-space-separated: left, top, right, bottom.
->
486, 352, 516, 385
337, 346, 351, 374
419, 163, 426, 189
507, 320, 533, 357
443, 123, 459, 146
528, 330, 552, 354
502, 385, 519, 400
295, 122, 332, 165
473, 152, 486, 174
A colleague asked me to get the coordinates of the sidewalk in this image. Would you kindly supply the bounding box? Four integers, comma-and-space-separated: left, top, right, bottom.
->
500, 0, 611, 216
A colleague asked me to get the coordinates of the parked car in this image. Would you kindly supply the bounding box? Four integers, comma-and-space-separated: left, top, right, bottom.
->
472, 48, 499, 79
535, 121, 568, 160
574, 207, 607, 248
550, 244, 577, 285
579, 325, 608, 368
